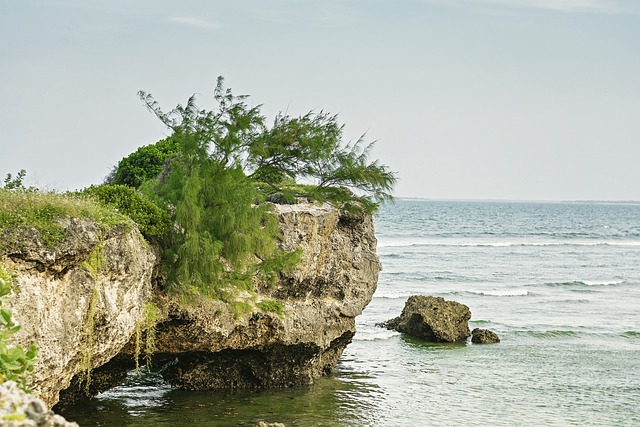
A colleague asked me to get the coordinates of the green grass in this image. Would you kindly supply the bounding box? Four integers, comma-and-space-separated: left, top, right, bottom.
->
257, 299, 285, 317
0, 189, 131, 247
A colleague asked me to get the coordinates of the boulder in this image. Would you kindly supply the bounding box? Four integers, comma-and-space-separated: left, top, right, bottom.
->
381, 295, 471, 342
0, 381, 78, 427
471, 328, 500, 344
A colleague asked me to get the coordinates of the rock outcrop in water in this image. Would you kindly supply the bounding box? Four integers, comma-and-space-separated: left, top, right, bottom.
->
471, 328, 500, 344
381, 295, 471, 342
77, 203, 380, 395
2, 202, 379, 407
1, 219, 155, 407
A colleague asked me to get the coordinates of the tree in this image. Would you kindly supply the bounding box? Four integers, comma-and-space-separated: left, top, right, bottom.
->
2, 170, 27, 190
247, 112, 396, 212
137, 77, 295, 298
115, 76, 395, 297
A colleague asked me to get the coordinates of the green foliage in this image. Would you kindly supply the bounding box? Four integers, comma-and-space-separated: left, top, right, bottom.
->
256, 299, 285, 317
79, 288, 99, 394
230, 301, 253, 319
2, 170, 27, 190
255, 248, 302, 287
137, 78, 295, 298
2, 413, 27, 422
82, 184, 171, 239
109, 76, 395, 298
134, 302, 158, 374
81, 237, 105, 278
0, 188, 131, 248
0, 267, 38, 392
248, 112, 397, 213
107, 138, 179, 188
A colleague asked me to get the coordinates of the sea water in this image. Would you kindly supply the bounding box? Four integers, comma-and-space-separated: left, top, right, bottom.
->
60, 200, 640, 426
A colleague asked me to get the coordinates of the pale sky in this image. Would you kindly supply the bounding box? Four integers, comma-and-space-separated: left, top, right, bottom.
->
1, 0, 639, 201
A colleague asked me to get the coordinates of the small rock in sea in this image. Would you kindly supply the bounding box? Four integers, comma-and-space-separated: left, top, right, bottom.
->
255, 422, 286, 427
471, 328, 500, 344
379, 295, 471, 343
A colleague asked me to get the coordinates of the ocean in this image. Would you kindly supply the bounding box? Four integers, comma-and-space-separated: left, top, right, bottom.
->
60, 199, 640, 426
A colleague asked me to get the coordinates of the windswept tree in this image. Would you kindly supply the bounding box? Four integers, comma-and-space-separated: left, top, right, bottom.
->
110, 76, 396, 297
247, 112, 396, 212
136, 78, 293, 298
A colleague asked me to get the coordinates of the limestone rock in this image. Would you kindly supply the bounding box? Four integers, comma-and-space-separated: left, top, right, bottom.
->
3, 202, 379, 405
471, 328, 500, 344
0, 381, 78, 427
1, 219, 155, 406
382, 295, 471, 342
92, 203, 380, 392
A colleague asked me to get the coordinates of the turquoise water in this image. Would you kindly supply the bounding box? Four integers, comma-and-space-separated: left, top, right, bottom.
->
60, 200, 640, 426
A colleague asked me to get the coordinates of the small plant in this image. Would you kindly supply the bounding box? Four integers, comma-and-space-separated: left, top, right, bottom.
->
134, 302, 158, 374
81, 236, 105, 278
230, 301, 253, 319
257, 299, 285, 317
0, 266, 38, 392
79, 288, 99, 393
2, 169, 27, 190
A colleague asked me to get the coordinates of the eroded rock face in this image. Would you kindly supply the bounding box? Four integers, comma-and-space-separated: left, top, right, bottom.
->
471, 328, 500, 344
382, 295, 471, 342
1, 219, 155, 407
96, 203, 380, 392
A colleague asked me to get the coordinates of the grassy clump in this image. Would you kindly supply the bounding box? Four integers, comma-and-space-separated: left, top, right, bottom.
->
256, 299, 285, 317
0, 189, 131, 247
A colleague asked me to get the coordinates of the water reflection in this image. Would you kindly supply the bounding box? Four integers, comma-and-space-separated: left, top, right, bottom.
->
59, 366, 384, 427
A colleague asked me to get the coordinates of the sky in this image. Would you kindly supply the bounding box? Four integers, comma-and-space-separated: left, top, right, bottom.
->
1, 0, 639, 201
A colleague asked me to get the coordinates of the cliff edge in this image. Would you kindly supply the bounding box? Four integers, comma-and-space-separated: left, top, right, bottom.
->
1, 218, 155, 406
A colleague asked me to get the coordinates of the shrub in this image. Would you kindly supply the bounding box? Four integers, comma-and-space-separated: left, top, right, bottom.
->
82, 184, 171, 240
106, 138, 179, 188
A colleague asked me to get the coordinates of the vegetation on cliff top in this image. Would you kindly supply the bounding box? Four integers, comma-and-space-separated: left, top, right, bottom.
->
0, 183, 132, 249
101, 77, 396, 298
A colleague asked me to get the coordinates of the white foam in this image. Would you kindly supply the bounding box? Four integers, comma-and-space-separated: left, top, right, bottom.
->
354, 328, 400, 341
377, 240, 640, 249
582, 280, 625, 286
466, 289, 530, 297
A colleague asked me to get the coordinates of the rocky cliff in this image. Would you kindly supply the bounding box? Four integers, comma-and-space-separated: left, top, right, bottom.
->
2, 202, 379, 407
1, 219, 155, 406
